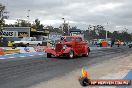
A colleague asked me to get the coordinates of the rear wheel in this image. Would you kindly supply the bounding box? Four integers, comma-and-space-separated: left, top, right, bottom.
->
83, 49, 89, 57
68, 51, 74, 59
47, 53, 52, 58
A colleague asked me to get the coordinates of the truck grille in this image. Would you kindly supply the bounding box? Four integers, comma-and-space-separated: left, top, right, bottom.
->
55, 44, 63, 52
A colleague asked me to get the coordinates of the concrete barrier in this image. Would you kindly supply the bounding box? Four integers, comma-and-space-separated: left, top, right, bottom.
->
33, 46, 47, 52
4, 48, 20, 54
17, 47, 36, 53
0, 46, 47, 55
0, 47, 20, 55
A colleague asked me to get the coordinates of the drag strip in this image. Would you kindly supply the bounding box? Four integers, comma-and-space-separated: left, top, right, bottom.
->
0, 46, 131, 88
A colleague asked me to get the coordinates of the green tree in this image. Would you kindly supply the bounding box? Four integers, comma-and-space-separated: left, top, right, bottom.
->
85, 25, 132, 42
34, 19, 44, 30
15, 19, 31, 27
0, 3, 8, 31
85, 25, 106, 40
62, 23, 69, 36
46, 26, 54, 32
35, 19, 40, 29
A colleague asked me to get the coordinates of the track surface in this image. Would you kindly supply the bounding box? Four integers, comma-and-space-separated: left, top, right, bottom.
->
0, 46, 131, 88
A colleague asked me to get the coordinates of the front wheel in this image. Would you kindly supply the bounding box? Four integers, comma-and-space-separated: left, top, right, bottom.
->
47, 53, 52, 58
68, 51, 74, 59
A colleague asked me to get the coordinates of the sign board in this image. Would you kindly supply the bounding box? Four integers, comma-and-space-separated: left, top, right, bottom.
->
18, 32, 29, 38
33, 46, 47, 52
0, 31, 18, 37
2, 27, 30, 38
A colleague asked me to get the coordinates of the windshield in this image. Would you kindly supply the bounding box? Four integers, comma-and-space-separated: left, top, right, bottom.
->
61, 37, 74, 42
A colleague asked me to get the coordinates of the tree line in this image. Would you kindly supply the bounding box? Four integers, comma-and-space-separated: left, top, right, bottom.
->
84, 25, 132, 42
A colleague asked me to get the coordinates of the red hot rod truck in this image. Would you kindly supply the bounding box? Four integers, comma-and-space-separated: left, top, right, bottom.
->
45, 36, 90, 59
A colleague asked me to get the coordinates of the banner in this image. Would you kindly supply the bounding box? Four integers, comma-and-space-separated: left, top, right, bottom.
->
0, 47, 20, 54
33, 46, 47, 52
4, 48, 20, 54
18, 32, 29, 38
0, 31, 18, 37
17, 47, 36, 53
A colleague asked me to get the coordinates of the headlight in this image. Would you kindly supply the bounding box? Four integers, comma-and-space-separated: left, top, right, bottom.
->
63, 45, 67, 49
51, 47, 54, 49
51, 45, 55, 49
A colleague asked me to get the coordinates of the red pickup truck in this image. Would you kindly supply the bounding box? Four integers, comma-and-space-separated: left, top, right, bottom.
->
45, 36, 90, 59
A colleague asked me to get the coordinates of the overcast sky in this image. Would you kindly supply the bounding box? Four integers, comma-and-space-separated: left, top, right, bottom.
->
1, 0, 132, 32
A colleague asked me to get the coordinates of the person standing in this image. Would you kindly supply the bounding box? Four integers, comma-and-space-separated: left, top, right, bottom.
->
111, 39, 115, 47
117, 40, 121, 47
98, 39, 102, 47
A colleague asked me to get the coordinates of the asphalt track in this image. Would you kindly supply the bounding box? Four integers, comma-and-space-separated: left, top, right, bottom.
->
0, 46, 131, 88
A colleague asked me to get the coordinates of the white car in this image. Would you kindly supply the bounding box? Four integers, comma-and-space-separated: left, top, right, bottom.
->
14, 37, 42, 47
128, 42, 132, 48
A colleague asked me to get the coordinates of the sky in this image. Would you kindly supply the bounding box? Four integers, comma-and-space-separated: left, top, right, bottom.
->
1, 0, 132, 32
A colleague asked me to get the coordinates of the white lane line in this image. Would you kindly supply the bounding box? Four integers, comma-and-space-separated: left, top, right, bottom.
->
9, 57, 15, 58
38, 54, 44, 55
0, 58, 5, 59
19, 56, 26, 57
29, 55, 34, 56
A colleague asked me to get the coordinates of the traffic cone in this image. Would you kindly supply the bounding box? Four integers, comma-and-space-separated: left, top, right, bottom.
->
81, 67, 89, 78
79, 67, 90, 86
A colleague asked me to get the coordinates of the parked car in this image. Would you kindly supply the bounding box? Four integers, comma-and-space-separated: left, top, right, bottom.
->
45, 36, 90, 59
14, 37, 42, 47
128, 42, 132, 48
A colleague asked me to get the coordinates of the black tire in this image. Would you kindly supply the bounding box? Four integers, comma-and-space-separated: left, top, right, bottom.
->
47, 53, 52, 58
83, 49, 89, 57
129, 46, 131, 48
68, 51, 74, 59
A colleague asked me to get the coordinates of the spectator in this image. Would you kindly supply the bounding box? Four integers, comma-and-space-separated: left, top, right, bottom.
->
8, 41, 13, 47
111, 39, 115, 47
98, 39, 102, 47
117, 40, 121, 47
